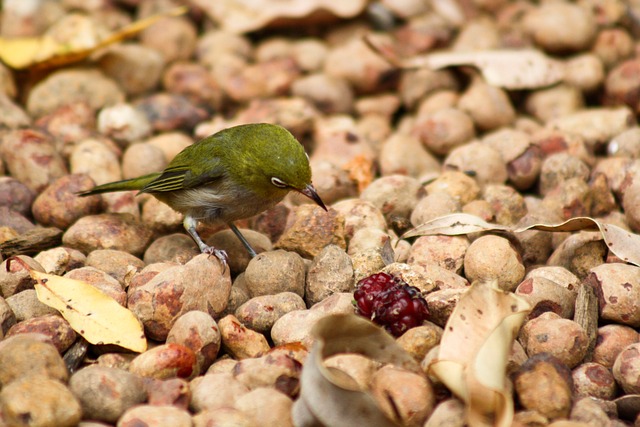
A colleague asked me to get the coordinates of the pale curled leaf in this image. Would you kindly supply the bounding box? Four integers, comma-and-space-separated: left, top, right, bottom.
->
403, 213, 640, 267
31, 269, 147, 353
365, 36, 565, 90
192, 0, 368, 33
402, 213, 511, 238
429, 281, 531, 427
294, 313, 419, 427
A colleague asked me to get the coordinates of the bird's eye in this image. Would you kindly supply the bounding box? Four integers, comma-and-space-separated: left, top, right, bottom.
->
271, 177, 287, 188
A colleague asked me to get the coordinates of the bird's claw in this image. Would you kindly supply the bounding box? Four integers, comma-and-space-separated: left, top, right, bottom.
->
201, 246, 229, 272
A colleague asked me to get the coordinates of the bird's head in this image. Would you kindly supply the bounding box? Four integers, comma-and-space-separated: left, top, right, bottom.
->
226, 123, 327, 210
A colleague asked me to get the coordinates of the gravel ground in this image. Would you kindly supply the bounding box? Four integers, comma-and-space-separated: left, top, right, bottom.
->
1, 0, 640, 426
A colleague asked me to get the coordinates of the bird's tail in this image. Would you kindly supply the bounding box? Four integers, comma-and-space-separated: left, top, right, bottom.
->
77, 173, 161, 196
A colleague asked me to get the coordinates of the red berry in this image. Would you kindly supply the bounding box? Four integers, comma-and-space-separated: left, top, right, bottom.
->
353, 272, 398, 318
353, 272, 430, 337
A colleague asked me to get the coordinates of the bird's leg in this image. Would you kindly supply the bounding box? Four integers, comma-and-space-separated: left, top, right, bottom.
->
228, 222, 258, 258
183, 215, 228, 266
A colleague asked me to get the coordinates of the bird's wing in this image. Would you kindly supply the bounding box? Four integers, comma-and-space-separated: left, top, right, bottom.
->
140, 158, 225, 193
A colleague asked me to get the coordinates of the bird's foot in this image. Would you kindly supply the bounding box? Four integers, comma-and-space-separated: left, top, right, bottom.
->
201, 246, 229, 272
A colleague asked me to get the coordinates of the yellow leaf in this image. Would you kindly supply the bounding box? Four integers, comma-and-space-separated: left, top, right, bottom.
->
27, 267, 147, 353
429, 281, 531, 427
0, 6, 187, 70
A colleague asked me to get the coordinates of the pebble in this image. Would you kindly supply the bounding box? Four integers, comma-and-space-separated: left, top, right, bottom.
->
520, 312, 588, 368
0, 177, 35, 216
513, 353, 575, 419
0, 297, 15, 338
62, 213, 153, 257
127, 254, 231, 341
244, 250, 306, 298
370, 365, 435, 426
35, 102, 96, 150
291, 73, 354, 114
0, 255, 43, 297
235, 387, 294, 427
219, 314, 270, 359
324, 37, 396, 93
97, 44, 165, 96
379, 133, 440, 178
0, 93, 30, 129
32, 174, 101, 229
189, 372, 249, 412
408, 235, 469, 274
5, 289, 58, 322
97, 103, 152, 144
276, 205, 346, 258
139, 15, 197, 62
463, 235, 525, 291
122, 143, 167, 180
69, 366, 146, 423
69, 138, 122, 188
166, 311, 221, 375
232, 351, 301, 396
271, 293, 354, 347
192, 407, 254, 427
0, 208, 34, 234
331, 198, 387, 240
305, 244, 354, 305
143, 233, 199, 264
5, 314, 76, 353
163, 62, 224, 110
360, 174, 423, 221
118, 404, 192, 427
205, 228, 272, 275
0, 129, 68, 193
586, 263, 640, 326
235, 292, 307, 334
129, 343, 197, 380
26, 68, 124, 118
0, 335, 68, 386
134, 93, 209, 132
85, 249, 144, 286
0, 375, 82, 427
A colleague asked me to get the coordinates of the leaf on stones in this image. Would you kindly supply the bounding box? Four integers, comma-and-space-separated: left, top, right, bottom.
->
192, 0, 369, 33
293, 313, 419, 427
402, 213, 511, 238
365, 36, 565, 90
403, 213, 640, 267
428, 281, 531, 427
8, 257, 147, 353
0, 6, 187, 70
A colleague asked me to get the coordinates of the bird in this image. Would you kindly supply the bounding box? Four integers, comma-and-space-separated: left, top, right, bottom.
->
78, 123, 327, 265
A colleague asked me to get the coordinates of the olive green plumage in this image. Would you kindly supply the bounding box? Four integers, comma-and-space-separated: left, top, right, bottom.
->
79, 123, 326, 263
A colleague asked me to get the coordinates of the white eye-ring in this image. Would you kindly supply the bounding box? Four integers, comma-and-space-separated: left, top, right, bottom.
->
271, 177, 287, 188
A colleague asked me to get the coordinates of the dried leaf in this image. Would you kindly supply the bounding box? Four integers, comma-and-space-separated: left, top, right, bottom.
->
0, 7, 187, 70
403, 213, 640, 267
365, 36, 565, 90
293, 313, 419, 427
192, 0, 368, 33
8, 257, 147, 353
429, 281, 531, 427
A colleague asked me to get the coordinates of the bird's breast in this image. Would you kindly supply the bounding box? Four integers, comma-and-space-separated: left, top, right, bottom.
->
159, 184, 286, 224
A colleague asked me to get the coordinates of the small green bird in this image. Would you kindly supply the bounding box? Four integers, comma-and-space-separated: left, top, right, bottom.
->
78, 123, 327, 264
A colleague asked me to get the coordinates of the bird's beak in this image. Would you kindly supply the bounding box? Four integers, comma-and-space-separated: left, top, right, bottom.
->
299, 184, 328, 211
